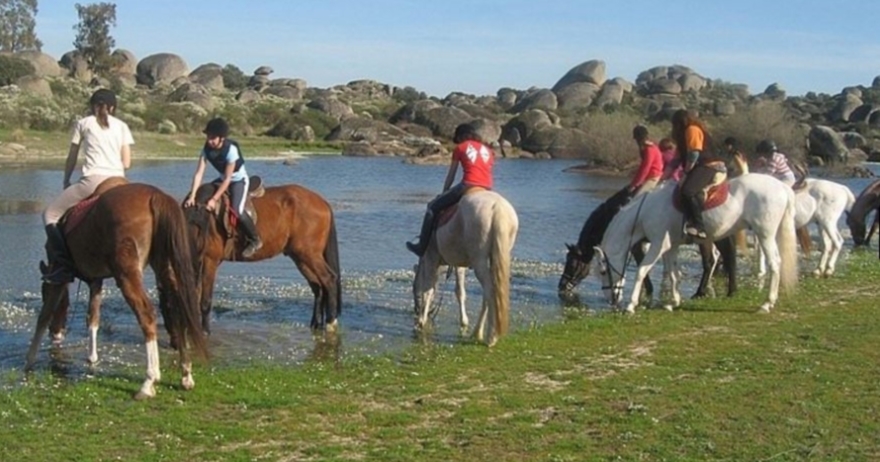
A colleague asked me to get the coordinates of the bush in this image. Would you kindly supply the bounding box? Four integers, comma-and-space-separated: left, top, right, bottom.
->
573, 110, 661, 169
222, 64, 248, 91
711, 102, 807, 163
0, 55, 36, 86
264, 109, 339, 140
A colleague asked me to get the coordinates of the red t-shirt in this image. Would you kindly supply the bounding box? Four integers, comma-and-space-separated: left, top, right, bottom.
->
630, 142, 664, 188
453, 140, 494, 189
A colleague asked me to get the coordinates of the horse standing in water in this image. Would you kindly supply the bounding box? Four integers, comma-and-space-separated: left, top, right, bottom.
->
558, 185, 737, 300
412, 190, 518, 347
594, 174, 798, 313
183, 183, 341, 332
790, 178, 855, 277
25, 183, 208, 400
846, 178, 880, 247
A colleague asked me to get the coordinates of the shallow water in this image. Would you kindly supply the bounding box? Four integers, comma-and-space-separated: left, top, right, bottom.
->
0, 156, 877, 384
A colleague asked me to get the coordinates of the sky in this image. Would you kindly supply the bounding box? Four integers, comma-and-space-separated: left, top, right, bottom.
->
33, 1, 880, 98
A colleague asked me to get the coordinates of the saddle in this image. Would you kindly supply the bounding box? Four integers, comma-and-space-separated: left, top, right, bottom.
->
197, 176, 265, 238
435, 186, 487, 228
61, 177, 129, 235
673, 182, 730, 212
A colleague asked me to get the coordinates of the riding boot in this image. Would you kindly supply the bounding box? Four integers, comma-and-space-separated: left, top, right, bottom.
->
683, 195, 708, 239
406, 210, 435, 257
41, 224, 75, 284
238, 213, 263, 258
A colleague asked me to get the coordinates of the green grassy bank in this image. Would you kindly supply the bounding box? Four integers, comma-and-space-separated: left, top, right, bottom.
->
2, 252, 879, 461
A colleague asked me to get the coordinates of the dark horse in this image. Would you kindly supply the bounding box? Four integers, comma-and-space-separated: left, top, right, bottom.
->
558, 186, 737, 300
25, 182, 209, 400
846, 178, 880, 247
183, 183, 341, 332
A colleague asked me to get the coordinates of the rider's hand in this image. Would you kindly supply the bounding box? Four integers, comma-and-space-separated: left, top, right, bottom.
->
206, 198, 217, 211
184, 197, 195, 208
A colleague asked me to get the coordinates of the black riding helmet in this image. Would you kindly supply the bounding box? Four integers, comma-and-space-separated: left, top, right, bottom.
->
89, 88, 117, 107
756, 139, 777, 155
203, 117, 230, 138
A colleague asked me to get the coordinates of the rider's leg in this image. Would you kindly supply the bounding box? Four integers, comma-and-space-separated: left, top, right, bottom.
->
230, 179, 262, 258
406, 184, 465, 256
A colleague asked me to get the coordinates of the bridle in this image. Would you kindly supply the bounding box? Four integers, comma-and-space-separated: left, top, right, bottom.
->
599, 193, 648, 304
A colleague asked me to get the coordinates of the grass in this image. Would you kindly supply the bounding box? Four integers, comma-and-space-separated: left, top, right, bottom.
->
2, 251, 880, 460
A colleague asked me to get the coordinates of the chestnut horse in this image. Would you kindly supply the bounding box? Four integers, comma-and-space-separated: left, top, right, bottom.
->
25, 183, 208, 400
183, 183, 341, 332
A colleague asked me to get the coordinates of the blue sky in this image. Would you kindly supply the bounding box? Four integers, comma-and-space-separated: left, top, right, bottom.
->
34, 1, 880, 98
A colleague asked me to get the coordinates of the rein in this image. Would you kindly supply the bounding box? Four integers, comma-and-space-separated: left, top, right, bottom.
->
600, 193, 647, 293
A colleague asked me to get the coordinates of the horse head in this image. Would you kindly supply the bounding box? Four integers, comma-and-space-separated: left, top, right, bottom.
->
558, 243, 593, 294
845, 210, 867, 247
412, 252, 441, 332
593, 245, 625, 307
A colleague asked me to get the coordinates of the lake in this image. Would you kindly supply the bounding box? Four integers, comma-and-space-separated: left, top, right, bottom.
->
1, 156, 877, 380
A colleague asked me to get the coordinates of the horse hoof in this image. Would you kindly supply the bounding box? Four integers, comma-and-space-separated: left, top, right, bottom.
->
133, 389, 155, 400
662, 304, 674, 312
181, 376, 195, 391
756, 304, 772, 314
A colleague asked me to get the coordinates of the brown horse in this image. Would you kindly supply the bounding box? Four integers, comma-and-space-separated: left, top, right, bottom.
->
183, 183, 341, 332
846, 178, 880, 247
25, 183, 208, 400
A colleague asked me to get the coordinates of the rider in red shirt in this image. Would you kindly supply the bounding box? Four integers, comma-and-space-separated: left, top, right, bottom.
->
406, 122, 495, 256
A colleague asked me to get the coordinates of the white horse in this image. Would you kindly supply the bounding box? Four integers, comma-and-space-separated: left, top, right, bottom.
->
594, 174, 799, 313
412, 190, 518, 346
791, 178, 855, 277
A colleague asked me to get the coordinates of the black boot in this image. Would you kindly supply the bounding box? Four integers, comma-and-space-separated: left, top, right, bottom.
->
238, 213, 263, 258
406, 210, 435, 257
683, 195, 708, 239
41, 224, 75, 284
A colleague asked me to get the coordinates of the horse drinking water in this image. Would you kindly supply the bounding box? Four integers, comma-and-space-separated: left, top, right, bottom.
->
846, 178, 880, 247
412, 190, 518, 346
594, 174, 798, 313
184, 182, 341, 332
25, 183, 209, 399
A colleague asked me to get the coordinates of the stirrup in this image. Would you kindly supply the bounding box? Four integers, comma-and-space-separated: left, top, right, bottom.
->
242, 239, 263, 258
406, 241, 424, 257
40, 260, 74, 284
684, 226, 707, 240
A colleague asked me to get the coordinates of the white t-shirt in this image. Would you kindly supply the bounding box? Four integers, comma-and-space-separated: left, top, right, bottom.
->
70, 114, 134, 178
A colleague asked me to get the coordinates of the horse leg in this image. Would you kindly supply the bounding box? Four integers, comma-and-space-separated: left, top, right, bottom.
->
199, 260, 220, 336
156, 278, 181, 350
819, 222, 844, 277
631, 242, 653, 302
660, 248, 681, 311
454, 267, 469, 334
715, 236, 737, 297
25, 283, 68, 371
115, 271, 161, 400
86, 280, 104, 364
294, 255, 338, 331
692, 241, 717, 299
755, 234, 781, 313
48, 286, 70, 344
471, 262, 495, 345
625, 240, 670, 313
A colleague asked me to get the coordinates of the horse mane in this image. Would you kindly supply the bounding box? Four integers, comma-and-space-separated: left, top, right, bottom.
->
575, 186, 632, 255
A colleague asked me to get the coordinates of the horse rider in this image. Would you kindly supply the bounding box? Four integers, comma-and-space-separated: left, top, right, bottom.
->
184, 117, 263, 258
722, 137, 750, 178
629, 125, 664, 197
753, 139, 798, 187
41, 88, 134, 284
672, 109, 727, 240
406, 122, 495, 256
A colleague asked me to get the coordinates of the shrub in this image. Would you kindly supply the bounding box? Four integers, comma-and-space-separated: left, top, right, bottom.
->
0, 55, 35, 86
222, 64, 248, 91
572, 110, 661, 169
711, 101, 807, 163
264, 109, 338, 140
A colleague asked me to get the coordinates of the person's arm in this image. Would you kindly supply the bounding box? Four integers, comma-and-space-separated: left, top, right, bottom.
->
208, 162, 236, 211
442, 155, 460, 192
184, 156, 207, 207
120, 143, 132, 169
629, 148, 651, 190
62, 143, 79, 189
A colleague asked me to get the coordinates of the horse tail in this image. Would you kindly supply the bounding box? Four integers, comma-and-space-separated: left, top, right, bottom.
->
151, 192, 209, 360
778, 189, 799, 294
324, 212, 342, 318
490, 201, 516, 339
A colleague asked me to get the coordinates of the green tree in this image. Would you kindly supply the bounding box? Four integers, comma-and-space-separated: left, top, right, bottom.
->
0, 0, 42, 52
222, 64, 248, 91
72, 2, 117, 77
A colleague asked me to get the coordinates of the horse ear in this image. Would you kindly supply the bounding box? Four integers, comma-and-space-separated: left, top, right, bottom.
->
565, 243, 574, 251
